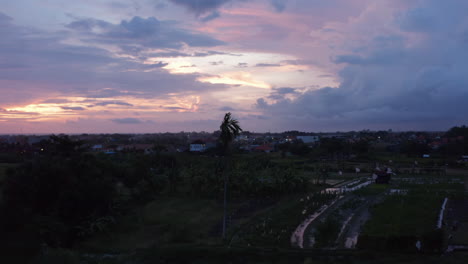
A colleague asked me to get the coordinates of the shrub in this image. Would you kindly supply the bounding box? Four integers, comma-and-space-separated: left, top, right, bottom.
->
31, 248, 80, 264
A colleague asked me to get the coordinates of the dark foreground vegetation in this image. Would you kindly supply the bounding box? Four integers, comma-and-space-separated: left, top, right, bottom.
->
0, 136, 314, 263
0, 125, 468, 263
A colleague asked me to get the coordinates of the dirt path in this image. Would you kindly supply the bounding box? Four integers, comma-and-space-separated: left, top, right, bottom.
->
300, 195, 352, 248
337, 194, 386, 249
337, 201, 371, 249
444, 171, 468, 250
293, 180, 373, 249
291, 195, 345, 248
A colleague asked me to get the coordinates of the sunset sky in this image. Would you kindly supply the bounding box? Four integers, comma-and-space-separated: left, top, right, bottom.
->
1, 0, 467, 133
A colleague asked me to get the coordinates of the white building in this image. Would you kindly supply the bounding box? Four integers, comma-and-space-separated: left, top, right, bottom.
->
190, 143, 206, 152
91, 144, 103, 151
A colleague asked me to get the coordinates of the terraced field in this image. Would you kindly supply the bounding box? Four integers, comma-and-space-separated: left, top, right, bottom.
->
290, 173, 466, 252
302, 184, 387, 249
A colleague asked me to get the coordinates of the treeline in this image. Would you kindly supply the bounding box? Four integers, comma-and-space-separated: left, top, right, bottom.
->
0, 136, 311, 254
398, 126, 468, 158
277, 138, 370, 158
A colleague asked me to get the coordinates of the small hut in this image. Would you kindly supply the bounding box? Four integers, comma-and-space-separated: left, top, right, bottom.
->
372, 168, 392, 184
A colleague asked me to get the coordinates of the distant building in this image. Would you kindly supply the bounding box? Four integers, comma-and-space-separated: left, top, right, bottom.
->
429, 141, 443, 150
120, 144, 154, 154
91, 144, 103, 151
190, 143, 206, 152
321, 134, 347, 139
189, 139, 216, 152
236, 135, 249, 141
372, 169, 392, 184
254, 144, 273, 153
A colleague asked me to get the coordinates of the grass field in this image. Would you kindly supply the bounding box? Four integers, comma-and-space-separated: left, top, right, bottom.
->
79, 197, 224, 253
355, 176, 465, 252
362, 194, 442, 238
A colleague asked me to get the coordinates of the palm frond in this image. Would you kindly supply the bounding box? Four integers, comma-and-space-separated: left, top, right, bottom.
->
219, 112, 243, 153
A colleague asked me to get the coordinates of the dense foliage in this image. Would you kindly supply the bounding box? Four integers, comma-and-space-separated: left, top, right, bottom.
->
2, 125, 467, 262
0, 136, 175, 251
0, 137, 313, 254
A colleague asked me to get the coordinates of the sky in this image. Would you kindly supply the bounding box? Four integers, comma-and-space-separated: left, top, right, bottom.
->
1, 0, 467, 133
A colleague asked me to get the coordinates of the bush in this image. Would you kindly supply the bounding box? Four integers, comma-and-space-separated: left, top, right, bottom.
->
314, 215, 341, 248
2, 154, 117, 247
31, 248, 80, 264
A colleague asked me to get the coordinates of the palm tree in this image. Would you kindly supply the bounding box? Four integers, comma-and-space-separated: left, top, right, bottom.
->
219, 112, 242, 239
219, 112, 242, 154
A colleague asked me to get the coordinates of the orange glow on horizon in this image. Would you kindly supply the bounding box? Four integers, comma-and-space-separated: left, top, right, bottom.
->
2, 95, 202, 122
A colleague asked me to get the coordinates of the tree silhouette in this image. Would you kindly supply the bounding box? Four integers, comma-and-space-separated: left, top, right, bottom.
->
47, 134, 85, 156
219, 112, 242, 155
219, 112, 242, 239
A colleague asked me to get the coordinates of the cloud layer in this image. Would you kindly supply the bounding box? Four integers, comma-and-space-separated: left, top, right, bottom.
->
254, 0, 468, 131
1, 0, 468, 132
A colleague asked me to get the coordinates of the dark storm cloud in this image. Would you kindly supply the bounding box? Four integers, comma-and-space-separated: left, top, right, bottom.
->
148, 50, 238, 58
333, 55, 368, 65
66, 16, 225, 49
200, 11, 221, 22
170, 0, 288, 17
0, 12, 228, 106
270, 0, 285, 12
267, 87, 300, 100
61, 106, 86, 111
333, 53, 405, 66
149, 51, 191, 57
108, 0, 142, 12
0, 12, 13, 23
193, 50, 237, 56
139, 62, 169, 70
256, 0, 468, 130
118, 45, 145, 56
66, 18, 111, 31
94, 101, 134, 107
169, 0, 232, 15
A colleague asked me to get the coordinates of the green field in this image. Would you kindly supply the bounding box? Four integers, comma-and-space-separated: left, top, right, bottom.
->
79, 197, 224, 253
356, 177, 466, 252
361, 194, 442, 237
2, 149, 467, 263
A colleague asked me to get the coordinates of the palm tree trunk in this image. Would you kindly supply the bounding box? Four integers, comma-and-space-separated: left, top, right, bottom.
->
218, 112, 242, 240
222, 168, 228, 239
